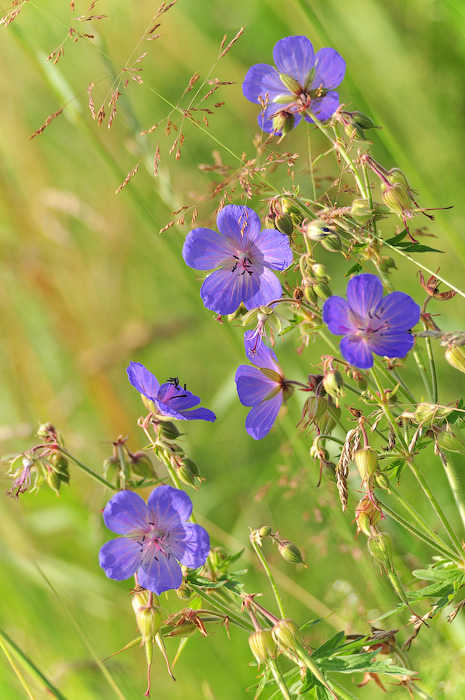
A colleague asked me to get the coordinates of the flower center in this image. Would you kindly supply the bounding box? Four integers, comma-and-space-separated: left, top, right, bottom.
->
136, 526, 171, 562
231, 251, 253, 276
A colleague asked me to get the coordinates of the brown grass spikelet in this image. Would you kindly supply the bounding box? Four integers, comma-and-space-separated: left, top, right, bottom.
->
153, 144, 160, 177
159, 220, 176, 234
191, 208, 198, 224
218, 26, 245, 59
115, 163, 140, 195
87, 83, 96, 119
0, 3, 25, 27
29, 108, 64, 140
47, 46, 65, 64
336, 427, 360, 511
147, 22, 160, 35
70, 0, 75, 10
97, 104, 105, 126
140, 123, 159, 135
108, 90, 121, 129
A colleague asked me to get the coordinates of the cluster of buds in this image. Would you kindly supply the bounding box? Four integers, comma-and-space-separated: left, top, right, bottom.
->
334, 108, 381, 142
299, 253, 333, 305
103, 435, 157, 489
250, 526, 307, 567
6, 423, 70, 498
300, 374, 342, 436
264, 197, 296, 237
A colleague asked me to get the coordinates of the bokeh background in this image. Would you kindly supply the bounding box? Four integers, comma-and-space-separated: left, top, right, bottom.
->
1, 0, 465, 698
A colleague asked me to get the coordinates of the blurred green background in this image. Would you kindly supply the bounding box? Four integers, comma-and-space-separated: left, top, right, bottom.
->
1, 0, 465, 698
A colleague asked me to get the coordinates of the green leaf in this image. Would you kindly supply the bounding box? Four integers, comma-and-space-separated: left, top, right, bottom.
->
345, 263, 362, 276
396, 242, 444, 254
412, 567, 463, 583
312, 631, 346, 659
385, 229, 409, 245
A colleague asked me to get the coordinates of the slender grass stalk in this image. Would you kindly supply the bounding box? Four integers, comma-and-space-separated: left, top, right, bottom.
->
57, 447, 118, 490
251, 538, 286, 619
0, 636, 37, 700
412, 346, 433, 401
424, 337, 439, 404
439, 454, 465, 534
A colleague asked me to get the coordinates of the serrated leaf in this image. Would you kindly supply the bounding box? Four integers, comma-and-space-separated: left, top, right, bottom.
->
396, 242, 443, 254
318, 649, 379, 673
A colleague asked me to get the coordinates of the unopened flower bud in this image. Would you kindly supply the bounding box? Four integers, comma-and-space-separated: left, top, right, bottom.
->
368, 532, 394, 571
381, 183, 414, 219
354, 447, 378, 482
272, 110, 295, 136
323, 461, 337, 483
350, 199, 373, 224
259, 526, 272, 538
49, 452, 70, 483
378, 256, 397, 273
311, 264, 330, 281
304, 283, 317, 304
313, 282, 332, 301
47, 469, 62, 496
373, 471, 390, 491
176, 461, 198, 488
279, 73, 301, 94
305, 219, 333, 241
176, 583, 192, 601
278, 540, 307, 567
264, 212, 277, 229
351, 111, 379, 130
355, 498, 382, 537
275, 213, 294, 237
132, 592, 164, 640
249, 629, 277, 665
103, 457, 121, 485
437, 426, 465, 453
272, 619, 303, 651
445, 346, 465, 374
141, 395, 157, 413
344, 122, 366, 141
131, 451, 156, 478
302, 396, 327, 426
37, 422, 57, 441
309, 444, 329, 461
320, 234, 342, 252
387, 167, 411, 190
157, 421, 181, 441
323, 370, 344, 400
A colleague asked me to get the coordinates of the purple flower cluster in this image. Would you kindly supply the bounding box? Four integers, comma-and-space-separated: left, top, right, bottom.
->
182, 205, 292, 315
235, 331, 292, 440
243, 35, 345, 134
323, 274, 420, 369
99, 486, 210, 594
127, 361, 216, 422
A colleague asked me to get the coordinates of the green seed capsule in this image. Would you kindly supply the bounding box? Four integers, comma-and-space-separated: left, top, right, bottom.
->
320, 234, 342, 252
249, 629, 277, 664
354, 447, 379, 482
445, 345, 465, 374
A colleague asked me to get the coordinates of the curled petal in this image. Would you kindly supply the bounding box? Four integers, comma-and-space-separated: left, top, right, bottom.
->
99, 537, 142, 580
182, 227, 234, 270
127, 362, 160, 401
147, 484, 192, 530
367, 331, 415, 359
103, 490, 149, 535
272, 36, 315, 86
242, 63, 289, 104
373, 292, 421, 331
245, 394, 283, 440
138, 550, 182, 595
158, 383, 201, 410
323, 296, 357, 335
340, 336, 374, 369
235, 365, 279, 407
346, 274, 383, 320
312, 48, 346, 89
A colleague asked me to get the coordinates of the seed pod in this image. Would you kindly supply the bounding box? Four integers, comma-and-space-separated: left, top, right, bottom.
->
176, 462, 197, 488
304, 283, 317, 305
355, 498, 382, 537
249, 629, 277, 665
311, 263, 330, 281
132, 592, 164, 640
176, 583, 193, 601
323, 461, 337, 483
264, 212, 277, 229
381, 182, 414, 219
350, 198, 373, 225
103, 457, 121, 486
368, 532, 395, 571
272, 619, 304, 651
272, 110, 295, 136
373, 471, 390, 491
387, 167, 411, 190
351, 111, 379, 130
305, 219, 333, 241
445, 345, 465, 374
131, 451, 156, 478
344, 121, 366, 141
320, 234, 342, 252
354, 447, 379, 482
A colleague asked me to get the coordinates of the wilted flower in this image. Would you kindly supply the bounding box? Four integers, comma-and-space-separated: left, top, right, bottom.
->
235, 331, 294, 440
99, 486, 210, 594
323, 274, 420, 369
127, 362, 216, 422
242, 35, 345, 134
182, 205, 292, 315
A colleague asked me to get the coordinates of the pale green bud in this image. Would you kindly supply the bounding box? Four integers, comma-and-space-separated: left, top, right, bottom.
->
437, 426, 465, 453
354, 447, 378, 482
368, 532, 395, 570
445, 345, 465, 374
323, 370, 344, 400
305, 219, 333, 241
278, 541, 307, 567
313, 282, 332, 301
275, 213, 294, 236
249, 629, 277, 665
320, 234, 342, 252
272, 619, 303, 651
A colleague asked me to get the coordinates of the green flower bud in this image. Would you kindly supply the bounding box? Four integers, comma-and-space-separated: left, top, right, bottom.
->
302, 396, 327, 425
318, 405, 340, 433
313, 282, 332, 301
47, 469, 61, 495
320, 234, 343, 252
272, 110, 295, 136
373, 471, 390, 491
49, 451, 68, 472
259, 526, 272, 538
351, 111, 379, 130
350, 198, 373, 225
275, 213, 294, 237
158, 421, 181, 441
304, 283, 317, 304
323, 461, 337, 483
176, 583, 193, 601
264, 212, 277, 229
437, 426, 465, 453
368, 532, 394, 571
344, 122, 366, 141
323, 370, 344, 400
249, 629, 277, 665
445, 345, 465, 374
278, 541, 307, 567
387, 167, 411, 190
103, 457, 121, 486
354, 447, 378, 482
282, 383, 295, 403
311, 264, 330, 281
272, 619, 303, 651
131, 451, 156, 478
381, 182, 414, 219
305, 219, 333, 241
37, 423, 57, 440
355, 498, 382, 537
132, 592, 164, 640
176, 462, 198, 489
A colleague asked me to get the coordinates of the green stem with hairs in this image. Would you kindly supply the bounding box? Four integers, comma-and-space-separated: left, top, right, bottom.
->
425, 337, 439, 404
57, 447, 118, 490
439, 454, 465, 534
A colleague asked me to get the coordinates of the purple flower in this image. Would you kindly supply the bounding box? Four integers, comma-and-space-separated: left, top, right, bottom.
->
99, 485, 210, 594
322, 274, 420, 370
243, 35, 345, 134
127, 362, 216, 422
235, 331, 293, 440
182, 205, 293, 315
